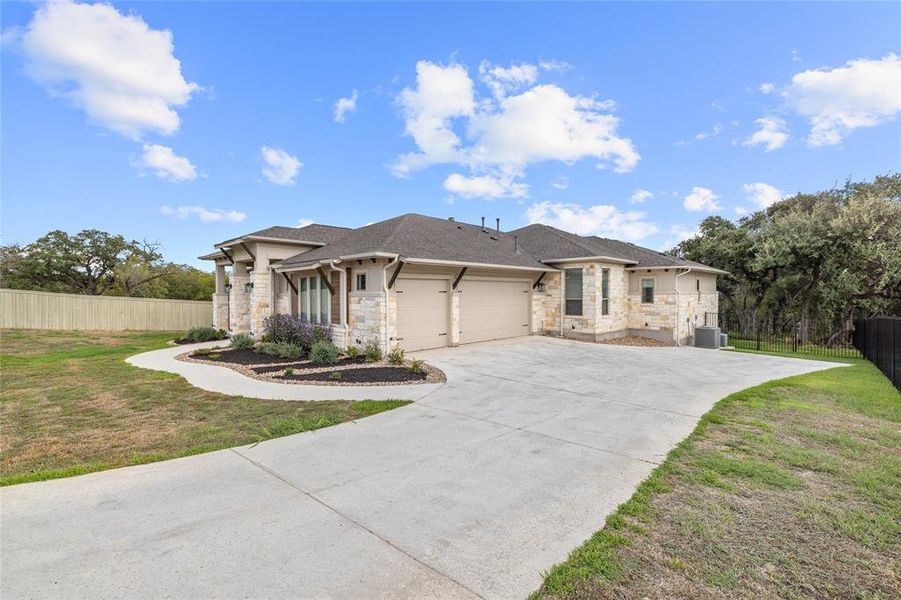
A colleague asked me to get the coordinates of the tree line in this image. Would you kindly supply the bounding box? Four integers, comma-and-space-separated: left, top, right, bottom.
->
0, 229, 215, 301
673, 173, 901, 344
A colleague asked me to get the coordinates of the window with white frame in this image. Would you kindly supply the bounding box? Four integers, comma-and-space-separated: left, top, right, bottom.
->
297, 275, 329, 323
641, 278, 655, 304
565, 268, 583, 316
356, 272, 367, 291
601, 268, 610, 316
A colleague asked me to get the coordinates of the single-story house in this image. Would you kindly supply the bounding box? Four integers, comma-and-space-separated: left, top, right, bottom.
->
200, 213, 725, 351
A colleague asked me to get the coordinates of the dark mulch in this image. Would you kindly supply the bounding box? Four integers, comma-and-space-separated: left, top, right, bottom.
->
191, 348, 300, 365
173, 338, 196, 345
278, 366, 427, 383
252, 356, 368, 374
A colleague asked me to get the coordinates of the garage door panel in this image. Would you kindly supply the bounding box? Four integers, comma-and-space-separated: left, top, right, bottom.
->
395, 278, 449, 351
460, 279, 530, 345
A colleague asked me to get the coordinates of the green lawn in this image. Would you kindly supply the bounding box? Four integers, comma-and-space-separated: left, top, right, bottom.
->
0, 329, 408, 486
535, 353, 900, 598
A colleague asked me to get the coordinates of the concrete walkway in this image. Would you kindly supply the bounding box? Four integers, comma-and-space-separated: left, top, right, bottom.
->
126, 341, 443, 401
2, 337, 843, 599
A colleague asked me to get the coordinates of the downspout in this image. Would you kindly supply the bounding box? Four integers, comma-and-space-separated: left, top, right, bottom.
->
559, 270, 565, 337
674, 268, 693, 346
382, 255, 400, 354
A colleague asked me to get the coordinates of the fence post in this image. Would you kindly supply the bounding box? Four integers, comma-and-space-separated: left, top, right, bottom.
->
756, 328, 760, 351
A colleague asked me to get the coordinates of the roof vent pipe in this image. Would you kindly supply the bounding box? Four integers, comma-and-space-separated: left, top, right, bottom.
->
448, 217, 455, 222
514, 235, 519, 254
495, 217, 500, 236
481, 216, 486, 232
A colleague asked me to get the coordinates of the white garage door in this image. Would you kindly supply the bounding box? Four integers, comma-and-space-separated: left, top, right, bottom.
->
395, 278, 449, 351
460, 279, 530, 345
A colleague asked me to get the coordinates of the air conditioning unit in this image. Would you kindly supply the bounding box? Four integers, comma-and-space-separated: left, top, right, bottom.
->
694, 326, 721, 349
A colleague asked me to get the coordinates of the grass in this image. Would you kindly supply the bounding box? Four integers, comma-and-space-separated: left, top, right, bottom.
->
0, 329, 409, 486
534, 350, 900, 599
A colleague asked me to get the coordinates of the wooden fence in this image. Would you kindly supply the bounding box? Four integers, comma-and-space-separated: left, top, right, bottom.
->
0, 289, 213, 331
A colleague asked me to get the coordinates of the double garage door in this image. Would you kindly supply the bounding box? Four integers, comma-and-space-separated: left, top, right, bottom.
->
395, 277, 530, 351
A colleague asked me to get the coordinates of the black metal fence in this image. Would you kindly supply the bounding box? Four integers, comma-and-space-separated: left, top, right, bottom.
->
716, 312, 861, 359
853, 317, 901, 391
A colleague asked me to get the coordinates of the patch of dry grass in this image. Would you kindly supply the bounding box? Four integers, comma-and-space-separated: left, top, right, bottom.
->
535, 359, 900, 599
0, 329, 408, 485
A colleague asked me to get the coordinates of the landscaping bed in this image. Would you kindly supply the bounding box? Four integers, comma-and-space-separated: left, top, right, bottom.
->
252, 356, 367, 374
278, 366, 428, 384
189, 348, 299, 365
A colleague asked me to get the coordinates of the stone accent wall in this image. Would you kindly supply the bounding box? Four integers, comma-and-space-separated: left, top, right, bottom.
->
536, 271, 562, 334
229, 268, 251, 334
249, 268, 272, 337
348, 293, 386, 351
676, 292, 719, 345
212, 293, 229, 330
627, 293, 677, 343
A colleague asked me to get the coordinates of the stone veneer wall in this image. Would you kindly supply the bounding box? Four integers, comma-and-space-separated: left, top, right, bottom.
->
676, 291, 719, 344
536, 263, 629, 341
249, 268, 272, 337
626, 293, 677, 343
535, 271, 562, 334
228, 268, 251, 334
212, 292, 229, 330
347, 293, 386, 351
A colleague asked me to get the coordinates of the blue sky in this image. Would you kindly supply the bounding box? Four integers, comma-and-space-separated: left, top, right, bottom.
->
2, 1, 900, 267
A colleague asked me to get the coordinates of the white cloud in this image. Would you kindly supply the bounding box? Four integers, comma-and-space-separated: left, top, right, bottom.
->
759, 82, 775, 94
260, 146, 302, 186
525, 201, 658, 242
551, 176, 569, 190
539, 59, 573, 73
443, 172, 528, 199
743, 117, 789, 151
661, 224, 699, 249
160, 205, 246, 223
19, 0, 198, 139
479, 61, 539, 98
297, 218, 314, 227
742, 182, 783, 208
735, 206, 749, 217
334, 90, 358, 123
630, 189, 653, 204
393, 60, 639, 192
133, 144, 196, 182
784, 53, 901, 146
694, 124, 724, 141
683, 187, 721, 212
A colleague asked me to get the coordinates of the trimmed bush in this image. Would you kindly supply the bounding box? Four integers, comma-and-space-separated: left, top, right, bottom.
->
409, 359, 426, 375
363, 341, 382, 363
284, 367, 294, 376
263, 314, 331, 351
387, 346, 405, 366
185, 326, 228, 342
310, 340, 340, 365
230, 333, 254, 350
256, 342, 303, 359
346, 346, 359, 359
329, 371, 342, 381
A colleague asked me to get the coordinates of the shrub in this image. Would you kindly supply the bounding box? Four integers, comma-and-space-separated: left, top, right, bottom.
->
284, 367, 294, 376
409, 359, 426, 375
256, 342, 303, 359
185, 326, 228, 342
230, 333, 254, 350
363, 341, 383, 363
263, 314, 331, 351
195, 348, 212, 356
387, 346, 405, 366
208, 353, 221, 360
310, 340, 340, 365
346, 346, 359, 359
329, 371, 342, 381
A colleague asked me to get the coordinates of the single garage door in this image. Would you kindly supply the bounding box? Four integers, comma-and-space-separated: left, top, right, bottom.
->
395, 278, 449, 351
460, 279, 530, 345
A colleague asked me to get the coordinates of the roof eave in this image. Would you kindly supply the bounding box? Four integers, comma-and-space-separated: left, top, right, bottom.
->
626, 265, 729, 275
541, 255, 635, 266
404, 257, 557, 272
214, 235, 328, 249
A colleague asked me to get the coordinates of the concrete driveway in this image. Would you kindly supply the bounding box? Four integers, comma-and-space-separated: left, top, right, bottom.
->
1, 337, 841, 599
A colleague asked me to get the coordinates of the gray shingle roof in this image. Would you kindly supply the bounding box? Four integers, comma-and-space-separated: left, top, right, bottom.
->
509, 224, 723, 271
278, 214, 551, 270
217, 224, 351, 247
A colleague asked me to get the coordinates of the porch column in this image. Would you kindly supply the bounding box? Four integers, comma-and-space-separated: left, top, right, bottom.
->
249, 257, 271, 337
229, 262, 251, 334
212, 263, 229, 330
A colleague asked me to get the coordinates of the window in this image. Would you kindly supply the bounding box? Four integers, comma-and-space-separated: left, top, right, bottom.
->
319, 280, 330, 324
641, 278, 655, 304
310, 277, 318, 320
565, 268, 583, 316
601, 268, 610, 316
696, 277, 701, 301
299, 277, 308, 320
356, 272, 367, 291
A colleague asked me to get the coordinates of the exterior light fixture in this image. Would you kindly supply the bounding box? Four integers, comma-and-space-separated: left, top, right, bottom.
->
224, 284, 232, 292
244, 282, 254, 293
